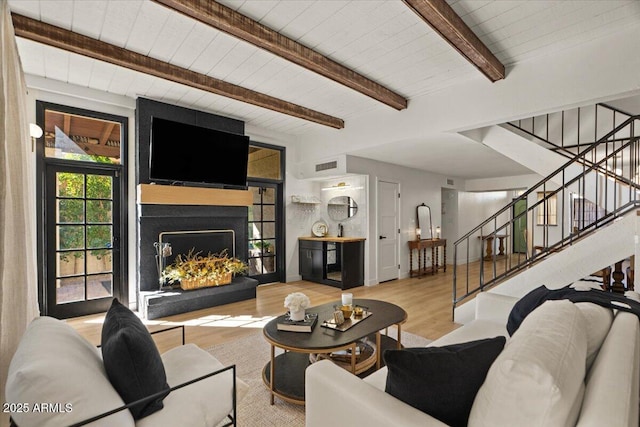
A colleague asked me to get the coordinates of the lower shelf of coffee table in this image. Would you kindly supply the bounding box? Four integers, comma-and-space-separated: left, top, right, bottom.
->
309, 339, 376, 375
262, 333, 400, 404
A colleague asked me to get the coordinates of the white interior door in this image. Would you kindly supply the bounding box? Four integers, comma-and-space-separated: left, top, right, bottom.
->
378, 180, 399, 282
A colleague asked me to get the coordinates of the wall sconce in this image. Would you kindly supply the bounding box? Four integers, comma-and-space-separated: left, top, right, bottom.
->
321, 182, 364, 191
416, 228, 422, 240
29, 123, 43, 152
435, 226, 441, 238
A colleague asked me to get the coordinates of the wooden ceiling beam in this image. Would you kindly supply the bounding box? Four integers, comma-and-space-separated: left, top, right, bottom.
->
152, 0, 408, 110
98, 122, 116, 146
11, 13, 344, 129
403, 0, 505, 82
62, 114, 71, 136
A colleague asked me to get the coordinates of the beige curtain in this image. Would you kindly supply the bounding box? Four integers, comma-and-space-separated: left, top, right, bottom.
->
0, 2, 39, 426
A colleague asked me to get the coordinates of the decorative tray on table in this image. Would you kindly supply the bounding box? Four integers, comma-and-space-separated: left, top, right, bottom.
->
321, 310, 372, 332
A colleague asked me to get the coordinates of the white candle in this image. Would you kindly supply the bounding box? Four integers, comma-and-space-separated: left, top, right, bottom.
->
341, 293, 353, 306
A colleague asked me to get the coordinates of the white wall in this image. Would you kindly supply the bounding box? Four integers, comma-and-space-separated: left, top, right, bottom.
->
345, 156, 457, 284
456, 190, 513, 263
441, 188, 458, 254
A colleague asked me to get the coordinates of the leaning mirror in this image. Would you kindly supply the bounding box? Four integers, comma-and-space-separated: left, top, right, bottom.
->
417, 203, 432, 239
328, 196, 358, 221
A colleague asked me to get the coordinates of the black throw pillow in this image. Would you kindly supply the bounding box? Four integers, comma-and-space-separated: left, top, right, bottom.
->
384, 336, 506, 427
101, 298, 170, 420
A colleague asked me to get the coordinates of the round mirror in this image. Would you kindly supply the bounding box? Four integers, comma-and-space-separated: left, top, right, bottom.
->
328, 196, 358, 221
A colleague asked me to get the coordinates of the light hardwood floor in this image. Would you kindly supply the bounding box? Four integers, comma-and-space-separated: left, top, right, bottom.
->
67, 267, 472, 353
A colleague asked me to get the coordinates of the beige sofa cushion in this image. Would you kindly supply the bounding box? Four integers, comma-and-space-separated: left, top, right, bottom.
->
469, 300, 587, 427
5, 316, 135, 427
574, 302, 613, 370
577, 311, 640, 427
137, 344, 248, 427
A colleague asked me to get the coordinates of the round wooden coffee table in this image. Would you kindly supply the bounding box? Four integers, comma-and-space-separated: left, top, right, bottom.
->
262, 299, 407, 405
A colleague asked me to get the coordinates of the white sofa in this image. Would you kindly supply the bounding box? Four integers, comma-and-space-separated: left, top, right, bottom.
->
306, 291, 640, 427
5, 316, 248, 427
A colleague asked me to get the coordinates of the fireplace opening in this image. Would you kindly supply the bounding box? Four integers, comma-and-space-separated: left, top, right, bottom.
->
154, 229, 237, 290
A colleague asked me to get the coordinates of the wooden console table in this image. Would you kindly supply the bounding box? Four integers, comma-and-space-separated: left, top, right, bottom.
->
408, 238, 446, 277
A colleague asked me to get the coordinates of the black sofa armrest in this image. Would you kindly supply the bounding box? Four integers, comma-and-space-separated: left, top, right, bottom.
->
70, 364, 238, 427
96, 324, 186, 348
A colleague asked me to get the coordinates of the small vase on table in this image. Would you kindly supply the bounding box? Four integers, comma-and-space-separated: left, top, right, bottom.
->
284, 292, 311, 322
289, 308, 306, 322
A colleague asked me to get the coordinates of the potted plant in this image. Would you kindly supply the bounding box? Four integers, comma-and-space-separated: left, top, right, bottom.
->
255, 240, 273, 253
161, 248, 248, 290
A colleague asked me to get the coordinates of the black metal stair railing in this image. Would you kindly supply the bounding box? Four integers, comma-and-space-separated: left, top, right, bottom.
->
506, 103, 633, 155
453, 115, 640, 315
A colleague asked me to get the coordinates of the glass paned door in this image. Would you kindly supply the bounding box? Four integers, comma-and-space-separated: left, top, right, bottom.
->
46, 165, 120, 317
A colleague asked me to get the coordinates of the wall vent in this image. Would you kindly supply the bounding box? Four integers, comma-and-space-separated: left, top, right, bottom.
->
315, 160, 338, 172
447, 178, 455, 186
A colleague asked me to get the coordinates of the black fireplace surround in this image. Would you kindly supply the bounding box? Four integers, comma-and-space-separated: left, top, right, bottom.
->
136, 98, 258, 319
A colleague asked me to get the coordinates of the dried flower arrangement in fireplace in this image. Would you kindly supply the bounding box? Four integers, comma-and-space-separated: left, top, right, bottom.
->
161, 248, 248, 290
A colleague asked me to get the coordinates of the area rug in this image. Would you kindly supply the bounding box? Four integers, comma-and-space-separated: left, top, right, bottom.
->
207, 329, 432, 426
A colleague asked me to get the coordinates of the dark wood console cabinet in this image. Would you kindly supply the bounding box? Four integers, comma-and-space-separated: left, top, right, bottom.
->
299, 237, 365, 289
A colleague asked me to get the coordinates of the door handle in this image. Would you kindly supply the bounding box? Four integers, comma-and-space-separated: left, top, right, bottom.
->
379, 235, 387, 240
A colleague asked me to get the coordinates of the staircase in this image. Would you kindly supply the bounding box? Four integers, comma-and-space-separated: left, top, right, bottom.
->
453, 108, 640, 317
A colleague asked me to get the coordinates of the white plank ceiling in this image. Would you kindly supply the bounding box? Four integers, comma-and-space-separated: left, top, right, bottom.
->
8, 0, 640, 177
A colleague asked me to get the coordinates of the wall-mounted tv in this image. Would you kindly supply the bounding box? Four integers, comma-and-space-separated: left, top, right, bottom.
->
149, 117, 249, 188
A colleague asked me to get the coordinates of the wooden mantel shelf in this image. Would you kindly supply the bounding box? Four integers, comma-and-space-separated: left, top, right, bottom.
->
137, 184, 252, 207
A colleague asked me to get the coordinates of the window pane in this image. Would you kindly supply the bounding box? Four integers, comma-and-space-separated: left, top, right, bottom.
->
58, 225, 84, 250
262, 187, 275, 203
87, 200, 112, 223
56, 276, 85, 304
87, 174, 112, 199
87, 274, 112, 300
251, 187, 261, 204
247, 146, 281, 180
248, 222, 258, 240
87, 225, 112, 249
536, 192, 557, 226
58, 199, 84, 223
252, 205, 263, 221
57, 251, 85, 276
88, 250, 112, 274
248, 258, 260, 275
44, 110, 121, 164
263, 255, 276, 273
256, 239, 274, 254
263, 205, 275, 221
262, 223, 275, 239
57, 172, 84, 198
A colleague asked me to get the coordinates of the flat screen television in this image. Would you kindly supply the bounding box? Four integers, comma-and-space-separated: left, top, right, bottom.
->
149, 117, 249, 188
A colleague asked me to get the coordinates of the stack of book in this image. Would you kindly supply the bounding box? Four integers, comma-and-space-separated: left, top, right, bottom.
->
276, 312, 319, 332
329, 346, 362, 362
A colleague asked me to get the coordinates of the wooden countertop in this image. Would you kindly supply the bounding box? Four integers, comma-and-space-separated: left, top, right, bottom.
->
298, 236, 366, 243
